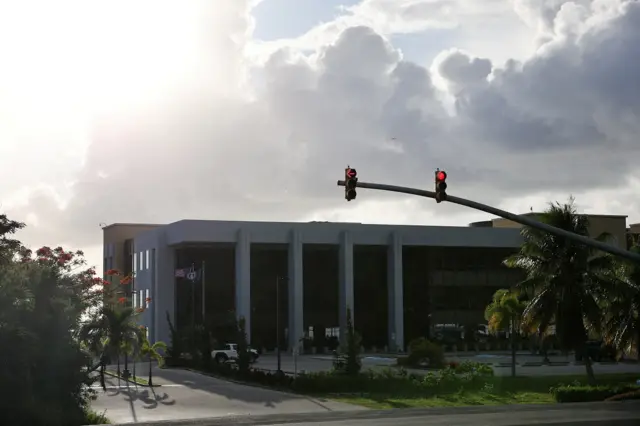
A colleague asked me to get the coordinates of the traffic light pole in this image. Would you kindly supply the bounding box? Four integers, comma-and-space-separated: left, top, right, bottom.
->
336, 180, 640, 263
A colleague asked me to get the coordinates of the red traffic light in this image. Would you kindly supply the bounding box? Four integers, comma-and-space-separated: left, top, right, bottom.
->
346, 168, 357, 178
436, 171, 447, 181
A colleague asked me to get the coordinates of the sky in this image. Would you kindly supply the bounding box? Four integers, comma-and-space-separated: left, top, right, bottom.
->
1, 0, 640, 271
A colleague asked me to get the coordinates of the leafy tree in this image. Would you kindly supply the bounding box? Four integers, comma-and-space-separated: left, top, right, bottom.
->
484, 289, 526, 377
139, 331, 167, 386
0, 213, 24, 264
599, 244, 640, 361
0, 242, 102, 425
334, 308, 362, 375
79, 269, 145, 380
236, 316, 251, 374
505, 199, 615, 384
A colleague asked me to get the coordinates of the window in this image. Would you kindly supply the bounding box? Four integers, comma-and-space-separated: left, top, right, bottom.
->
140, 252, 144, 271
145, 289, 150, 308
133, 292, 137, 308
133, 253, 137, 272
140, 290, 144, 308
145, 250, 150, 270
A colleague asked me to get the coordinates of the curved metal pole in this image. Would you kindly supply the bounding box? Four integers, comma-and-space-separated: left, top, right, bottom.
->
337, 180, 640, 263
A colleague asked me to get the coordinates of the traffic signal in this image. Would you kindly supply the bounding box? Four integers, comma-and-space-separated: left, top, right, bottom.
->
345, 167, 358, 201
435, 170, 447, 203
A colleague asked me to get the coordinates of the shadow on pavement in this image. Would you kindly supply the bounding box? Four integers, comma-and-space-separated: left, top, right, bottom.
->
102, 375, 176, 409
149, 365, 323, 408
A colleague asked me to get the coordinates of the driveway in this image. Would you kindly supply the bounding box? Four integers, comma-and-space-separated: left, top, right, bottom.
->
91, 364, 365, 424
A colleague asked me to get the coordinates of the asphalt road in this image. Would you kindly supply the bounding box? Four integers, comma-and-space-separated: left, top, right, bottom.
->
106, 401, 640, 426
90, 364, 365, 424
256, 353, 640, 377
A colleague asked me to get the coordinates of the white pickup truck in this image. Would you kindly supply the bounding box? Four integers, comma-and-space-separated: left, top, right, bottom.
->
211, 343, 259, 364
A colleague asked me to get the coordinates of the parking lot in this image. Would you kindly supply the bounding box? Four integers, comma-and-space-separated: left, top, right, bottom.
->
254, 352, 640, 377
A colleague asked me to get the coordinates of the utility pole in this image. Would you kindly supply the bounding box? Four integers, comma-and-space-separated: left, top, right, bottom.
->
336, 180, 640, 263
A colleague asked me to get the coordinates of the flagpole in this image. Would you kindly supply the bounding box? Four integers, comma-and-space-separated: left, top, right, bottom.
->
191, 263, 195, 331
201, 260, 206, 324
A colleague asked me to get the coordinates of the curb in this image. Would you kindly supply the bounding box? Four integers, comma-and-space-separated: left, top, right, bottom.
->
103, 370, 161, 387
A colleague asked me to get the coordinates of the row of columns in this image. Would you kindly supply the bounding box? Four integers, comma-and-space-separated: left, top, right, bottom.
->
234, 229, 405, 352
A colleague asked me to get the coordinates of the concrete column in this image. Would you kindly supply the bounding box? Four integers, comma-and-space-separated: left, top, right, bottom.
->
235, 228, 251, 343
288, 229, 304, 352
154, 241, 175, 345
387, 232, 404, 352
338, 230, 354, 343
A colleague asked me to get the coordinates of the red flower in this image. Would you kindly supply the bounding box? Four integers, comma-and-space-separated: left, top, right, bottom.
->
36, 246, 51, 256
120, 276, 132, 285
117, 297, 126, 304
102, 280, 111, 286
145, 297, 152, 303
92, 277, 103, 284
106, 269, 120, 276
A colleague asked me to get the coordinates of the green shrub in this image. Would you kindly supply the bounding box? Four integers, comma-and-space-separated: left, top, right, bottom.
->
551, 384, 639, 403
454, 361, 494, 376
293, 365, 490, 394
406, 338, 444, 368
83, 410, 109, 424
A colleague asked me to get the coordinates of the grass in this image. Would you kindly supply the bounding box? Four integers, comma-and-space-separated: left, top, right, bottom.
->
105, 369, 150, 386
322, 373, 640, 409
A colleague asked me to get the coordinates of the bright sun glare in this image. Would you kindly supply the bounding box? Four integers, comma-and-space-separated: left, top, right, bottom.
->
0, 1, 208, 115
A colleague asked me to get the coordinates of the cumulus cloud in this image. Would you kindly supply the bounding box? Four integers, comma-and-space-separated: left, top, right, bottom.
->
2, 0, 640, 267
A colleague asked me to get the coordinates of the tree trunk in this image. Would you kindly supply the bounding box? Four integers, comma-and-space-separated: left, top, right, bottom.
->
148, 357, 153, 387
100, 364, 106, 391
636, 326, 640, 362
581, 343, 596, 385
510, 318, 517, 378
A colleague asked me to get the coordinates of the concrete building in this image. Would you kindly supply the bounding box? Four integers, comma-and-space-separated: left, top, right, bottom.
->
471, 213, 629, 250
104, 220, 526, 352
628, 223, 640, 248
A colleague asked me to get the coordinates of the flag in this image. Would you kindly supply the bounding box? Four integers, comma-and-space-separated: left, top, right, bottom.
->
186, 266, 202, 283
175, 268, 186, 278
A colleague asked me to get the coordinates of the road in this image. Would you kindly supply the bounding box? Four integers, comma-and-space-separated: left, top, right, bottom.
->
255, 353, 640, 377
101, 401, 640, 425
90, 364, 365, 424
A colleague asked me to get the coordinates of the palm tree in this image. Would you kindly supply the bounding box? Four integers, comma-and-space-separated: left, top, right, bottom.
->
599, 244, 640, 361
504, 199, 615, 384
139, 332, 167, 386
485, 289, 526, 377
79, 305, 143, 380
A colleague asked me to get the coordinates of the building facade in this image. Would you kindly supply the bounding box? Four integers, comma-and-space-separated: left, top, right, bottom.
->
476, 213, 629, 250
104, 220, 528, 352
